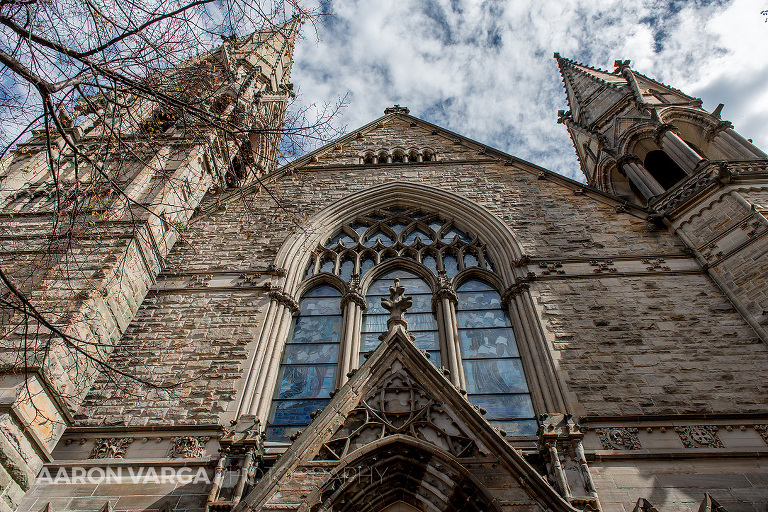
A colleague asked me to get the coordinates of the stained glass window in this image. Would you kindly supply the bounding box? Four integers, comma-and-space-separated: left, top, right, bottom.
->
325, 232, 356, 249
361, 269, 440, 366
266, 285, 342, 442
363, 230, 394, 247
457, 280, 537, 436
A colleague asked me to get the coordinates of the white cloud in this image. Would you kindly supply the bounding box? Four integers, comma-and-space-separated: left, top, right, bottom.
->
290, 0, 768, 181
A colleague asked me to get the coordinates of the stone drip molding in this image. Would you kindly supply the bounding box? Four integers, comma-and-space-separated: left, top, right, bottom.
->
152, 270, 286, 293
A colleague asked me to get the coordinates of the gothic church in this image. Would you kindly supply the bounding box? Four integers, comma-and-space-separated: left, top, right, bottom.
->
1, 18, 767, 512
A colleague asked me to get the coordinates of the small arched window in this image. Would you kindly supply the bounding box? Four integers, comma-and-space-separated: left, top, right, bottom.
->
266, 285, 343, 442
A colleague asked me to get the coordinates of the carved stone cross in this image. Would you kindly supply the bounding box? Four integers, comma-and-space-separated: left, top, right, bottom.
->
381, 278, 413, 336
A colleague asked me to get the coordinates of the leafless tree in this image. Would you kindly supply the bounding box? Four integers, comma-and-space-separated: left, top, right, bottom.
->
0, 0, 345, 422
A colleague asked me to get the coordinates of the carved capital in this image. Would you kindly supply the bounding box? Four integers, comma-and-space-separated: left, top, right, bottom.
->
269, 288, 299, 313
617, 153, 642, 168
654, 123, 679, 146
501, 282, 530, 308
705, 120, 734, 142
341, 290, 366, 310
432, 271, 458, 308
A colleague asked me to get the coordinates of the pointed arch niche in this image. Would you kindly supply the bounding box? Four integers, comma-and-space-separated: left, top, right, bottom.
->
235, 182, 567, 438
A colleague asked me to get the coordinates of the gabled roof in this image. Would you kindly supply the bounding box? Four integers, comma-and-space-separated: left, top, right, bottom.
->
236, 325, 579, 512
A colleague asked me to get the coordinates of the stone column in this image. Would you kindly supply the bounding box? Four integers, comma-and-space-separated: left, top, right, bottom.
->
252, 289, 299, 420
617, 154, 665, 198
708, 122, 767, 159
433, 272, 463, 388
655, 124, 705, 174
338, 277, 366, 386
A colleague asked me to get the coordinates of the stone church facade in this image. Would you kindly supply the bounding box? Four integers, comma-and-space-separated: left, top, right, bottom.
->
1, 20, 768, 512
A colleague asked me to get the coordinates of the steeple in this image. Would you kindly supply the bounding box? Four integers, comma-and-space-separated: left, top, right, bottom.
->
554, 53, 766, 204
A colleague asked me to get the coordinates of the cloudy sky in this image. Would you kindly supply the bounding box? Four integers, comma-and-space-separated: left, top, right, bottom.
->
289, 0, 768, 181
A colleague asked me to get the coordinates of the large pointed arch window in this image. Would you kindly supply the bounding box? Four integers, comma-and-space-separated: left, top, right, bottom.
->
266, 285, 342, 442
267, 206, 537, 441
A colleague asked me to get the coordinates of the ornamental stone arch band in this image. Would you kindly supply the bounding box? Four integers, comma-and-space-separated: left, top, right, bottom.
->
235, 181, 568, 434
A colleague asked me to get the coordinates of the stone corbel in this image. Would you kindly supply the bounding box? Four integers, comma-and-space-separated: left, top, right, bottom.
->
705, 120, 734, 143
501, 281, 530, 309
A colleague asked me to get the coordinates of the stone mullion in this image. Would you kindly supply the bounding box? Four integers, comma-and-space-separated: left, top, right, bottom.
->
236, 298, 278, 417
440, 296, 463, 389
337, 299, 362, 387
252, 303, 294, 420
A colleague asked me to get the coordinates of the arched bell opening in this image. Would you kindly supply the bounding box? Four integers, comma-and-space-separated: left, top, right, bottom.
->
304, 437, 503, 512
643, 150, 688, 190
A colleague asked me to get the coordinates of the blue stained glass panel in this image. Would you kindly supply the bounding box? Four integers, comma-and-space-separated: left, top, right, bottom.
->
291, 316, 342, 343
441, 227, 471, 243
428, 220, 444, 234
360, 258, 375, 278
464, 359, 529, 394
390, 222, 407, 233
299, 297, 341, 316
406, 312, 438, 331
422, 254, 438, 274
367, 274, 430, 295
275, 365, 336, 399
319, 259, 335, 273
404, 229, 432, 245
456, 310, 511, 328
457, 280, 494, 292
304, 285, 342, 298
360, 332, 382, 352
283, 344, 338, 364
363, 231, 393, 247
339, 258, 354, 282
459, 328, 518, 358
326, 232, 355, 249
485, 254, 496, 273
270, 399, 330, 425
468, 394, 535, 420
351, 222, 368, 235
457, 290, 502, 310
265, 425, 304, 442
303, 260, 314, 279
490, 420, 539, 437
361, 314, 388, 333
411, 330, 439, 349
443, 255, 458, 277
464, 252, 479, 268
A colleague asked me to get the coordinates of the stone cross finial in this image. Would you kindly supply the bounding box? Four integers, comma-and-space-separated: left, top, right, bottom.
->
380, 279, 413, 337
613, 59, 631, 73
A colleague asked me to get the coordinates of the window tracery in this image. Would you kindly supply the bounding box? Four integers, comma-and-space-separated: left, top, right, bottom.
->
265, 206, 537, 442
305, 207, 494, 278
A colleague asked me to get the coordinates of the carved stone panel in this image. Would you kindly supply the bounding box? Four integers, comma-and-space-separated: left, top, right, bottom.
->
595, 427, 641, 450
167, 436, 210, 458
674, 426, 724, 448
89, 438, 134, 459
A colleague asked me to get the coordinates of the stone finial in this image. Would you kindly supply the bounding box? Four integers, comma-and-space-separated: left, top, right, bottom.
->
384, 105, 410, 115
613, 59, 631, 73
381, 279, 412, 336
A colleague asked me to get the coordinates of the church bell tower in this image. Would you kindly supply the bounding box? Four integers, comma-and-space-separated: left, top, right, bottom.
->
556, 53, 768, 346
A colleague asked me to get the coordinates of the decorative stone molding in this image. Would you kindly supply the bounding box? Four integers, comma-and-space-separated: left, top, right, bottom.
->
590, 260, 617, 273
641, 258, 671, 271
269, 287, 299, 313
167, 436, 210, 458
595, 427, 641, 450
539, 262, 565, 275
89, 438, 134, 459
705, 120, 734, 142
755, 425, 768, 446
265, 263, 287, 276
674, 426, 724, 448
